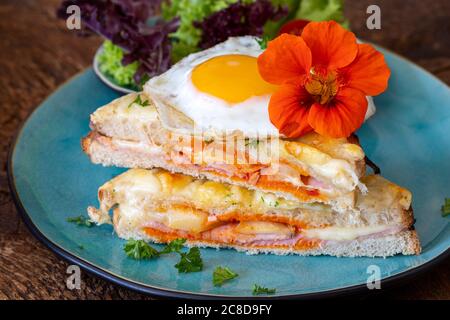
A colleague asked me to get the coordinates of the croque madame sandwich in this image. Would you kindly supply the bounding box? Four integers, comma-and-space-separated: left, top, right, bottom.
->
83, 29, 421, 257
83, 37, 380, 212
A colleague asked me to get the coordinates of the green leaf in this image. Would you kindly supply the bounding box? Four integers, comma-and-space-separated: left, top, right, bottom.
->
161, 0, 240, 62
98, 40, 139, 88
128, 94, 150, 108
213, 266, 239, 286
295, 0, 348, 25
252, 284, 276, 295
257, 36, 270, 49
123, 239, 160, 260
175, 247, 203, 273
67, 215, 95, 227
160, 238, 187, 254
130, 95, 148, 108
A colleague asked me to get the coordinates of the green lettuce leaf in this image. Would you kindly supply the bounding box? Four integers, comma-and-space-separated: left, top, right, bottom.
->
162, 0, 241, 62
98, 40, 139, 88
265, 0, 348, 39
295, 0, 348, 27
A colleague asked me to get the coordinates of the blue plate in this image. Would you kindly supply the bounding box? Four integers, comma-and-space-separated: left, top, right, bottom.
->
8, 48, 450, 299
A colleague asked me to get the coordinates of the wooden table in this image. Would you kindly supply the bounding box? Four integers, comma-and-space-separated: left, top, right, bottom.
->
0, 0, 448, 299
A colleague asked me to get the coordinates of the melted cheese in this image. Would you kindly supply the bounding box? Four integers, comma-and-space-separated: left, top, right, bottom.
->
235, 221, 293, 236
121, 205, 221, 234
103, 168, 329, 214
302, 225, 391, 241
159, 207, 220, 233
284, 141, 360, 191
108, 168, 162, 195
295, 132, 365, 161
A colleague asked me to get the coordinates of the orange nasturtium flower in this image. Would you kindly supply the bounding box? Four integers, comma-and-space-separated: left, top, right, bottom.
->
257, 21, 390, 138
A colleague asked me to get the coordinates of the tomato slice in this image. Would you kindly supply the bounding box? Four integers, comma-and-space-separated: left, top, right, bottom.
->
278, 19, 310, 36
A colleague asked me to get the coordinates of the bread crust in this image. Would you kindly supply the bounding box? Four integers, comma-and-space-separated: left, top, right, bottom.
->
117, 226, 421, 257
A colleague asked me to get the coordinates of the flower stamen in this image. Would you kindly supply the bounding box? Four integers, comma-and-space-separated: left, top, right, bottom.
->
305, 71, 338, 105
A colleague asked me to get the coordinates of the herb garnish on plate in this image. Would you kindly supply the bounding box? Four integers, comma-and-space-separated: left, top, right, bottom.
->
67, 215, 95, 227
124, 240, 160, 260
252, 284, 276, 295
213, 266, 239, 287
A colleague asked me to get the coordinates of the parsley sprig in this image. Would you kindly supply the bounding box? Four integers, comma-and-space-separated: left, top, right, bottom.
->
128, 94, 150, 108
123, 238, 203, 273
160, 238, 186, 254
175, 247, 203, 273
252, 284, 276, 295
442, 198, 450, 217
121, 239, 280, 290
67, 215, 95, 227
124, 240, 160, 260
213, 266, 238, 287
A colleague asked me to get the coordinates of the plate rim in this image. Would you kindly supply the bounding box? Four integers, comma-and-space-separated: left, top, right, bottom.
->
7, 61, 450, 299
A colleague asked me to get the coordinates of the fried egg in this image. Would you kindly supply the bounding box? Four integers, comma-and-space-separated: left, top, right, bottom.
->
144, 36, 376, 138
144, 36, 277, 138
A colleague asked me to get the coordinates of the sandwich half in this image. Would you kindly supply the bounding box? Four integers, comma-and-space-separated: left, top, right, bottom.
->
87, 168, 420, 257
82, 92, 368, 212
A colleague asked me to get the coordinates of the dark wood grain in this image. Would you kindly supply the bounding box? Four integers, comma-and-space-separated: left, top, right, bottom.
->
0, 0, 448, 300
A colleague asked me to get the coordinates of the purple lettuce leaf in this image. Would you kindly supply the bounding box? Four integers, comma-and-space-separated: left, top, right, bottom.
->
194, 0, 287, 50
57, 0, 179, 83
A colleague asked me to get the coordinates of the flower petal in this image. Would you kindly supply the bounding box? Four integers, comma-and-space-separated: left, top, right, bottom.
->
307, 88, 368, 138
269, 84, 313, 137
339, 43, 391, 96
257, 33, 312, 85
301, 21, 358, 70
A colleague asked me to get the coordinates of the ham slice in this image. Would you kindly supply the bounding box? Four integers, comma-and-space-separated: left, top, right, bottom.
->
144, 221, 296, 245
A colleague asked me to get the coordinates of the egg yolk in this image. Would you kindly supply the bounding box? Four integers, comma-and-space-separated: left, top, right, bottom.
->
191, 55, 278, 104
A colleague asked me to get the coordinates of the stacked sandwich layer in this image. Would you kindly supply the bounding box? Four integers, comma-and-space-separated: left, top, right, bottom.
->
84, 93, 367, 211
84, 92, 421, 257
